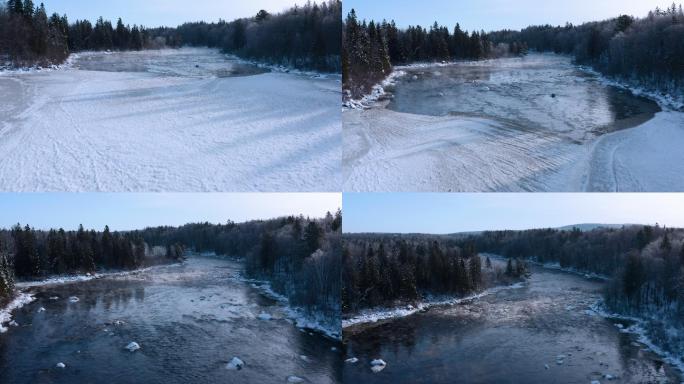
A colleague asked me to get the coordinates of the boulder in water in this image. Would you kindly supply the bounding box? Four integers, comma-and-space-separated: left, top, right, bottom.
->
125, 342, 140, 352
370, 359, 387, 373
226, 357, 244, 370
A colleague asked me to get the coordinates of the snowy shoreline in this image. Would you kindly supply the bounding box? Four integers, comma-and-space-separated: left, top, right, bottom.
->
342, 281, 526, 329
239, 276, 341, 341
0, 292, 35, 333
588, 301, 684, 375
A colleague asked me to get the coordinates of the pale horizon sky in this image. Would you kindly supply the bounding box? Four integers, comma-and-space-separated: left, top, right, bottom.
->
35, 0, 301, 28
344, 193, 684, 234
0, 193, 340, 231
344, 0, 678, 32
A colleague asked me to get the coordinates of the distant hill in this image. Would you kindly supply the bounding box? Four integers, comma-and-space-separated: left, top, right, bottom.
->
555, 223, 635, 232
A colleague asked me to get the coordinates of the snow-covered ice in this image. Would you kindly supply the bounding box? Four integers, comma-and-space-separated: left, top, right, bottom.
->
226, 356, 244, 370
0, 48, 341, 191
125, 342, 140, 352
343, 53, 684, 192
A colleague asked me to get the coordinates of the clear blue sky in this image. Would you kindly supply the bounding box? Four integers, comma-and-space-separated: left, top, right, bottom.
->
344, 0, 677, 32
0, 193, 340, 231
37, 0, 300, 27
343, 193, 684, 234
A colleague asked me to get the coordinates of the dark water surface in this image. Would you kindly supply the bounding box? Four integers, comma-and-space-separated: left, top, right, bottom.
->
0, 257, 341, 384
386, 54, 660, 143
343, 266, 682, 384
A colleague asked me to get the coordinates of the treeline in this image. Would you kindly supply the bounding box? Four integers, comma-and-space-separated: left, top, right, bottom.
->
138, 210, 343, 319
342, 234, 526, 313
490, 4, 684, 100
0, 223, 183, 304
342, 9, 527, 98
468, 225, 684, 320
0, 0, 156, 66
172, 0, 341, 72
1, 0, 341, 72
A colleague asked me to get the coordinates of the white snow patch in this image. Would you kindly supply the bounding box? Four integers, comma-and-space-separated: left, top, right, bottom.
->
68, 296, 80, 303
37, 307, 46, 313
287, 376, 305, 383
257, 312, 272, 321
345, 357, 359, 364
0, 292, 35, 333
226, 357, 244, 370
56, 362, 66, 368
125, 342, 140, 352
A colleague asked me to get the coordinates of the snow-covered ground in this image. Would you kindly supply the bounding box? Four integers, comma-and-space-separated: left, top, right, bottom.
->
343, 53, 684, 192
0, 48, 341, 191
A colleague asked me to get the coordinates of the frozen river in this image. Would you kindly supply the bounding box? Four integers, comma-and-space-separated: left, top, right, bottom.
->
0, 257, 341, 384
343, 53, 684, 192
0, 48, 341, 191
343, 265, 682, 384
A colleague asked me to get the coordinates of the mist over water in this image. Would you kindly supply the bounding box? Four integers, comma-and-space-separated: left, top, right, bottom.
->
0, 257, 341, 384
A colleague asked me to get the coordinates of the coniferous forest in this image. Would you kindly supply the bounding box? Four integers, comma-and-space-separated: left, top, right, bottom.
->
0, 0, 341, 72
342, 234, 527, 313
343, 4, 684, 99
0, 211, 342, 319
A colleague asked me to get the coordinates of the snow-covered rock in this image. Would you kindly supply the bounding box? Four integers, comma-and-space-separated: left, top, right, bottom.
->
345, 357, 359, 364
9, 320, 18, 327
56, 362, 66, 368
113, 320, 125, 326
257, 312, 272, 320
287, 376, 305, 383
68, 296, 79, 303
125, 342, 140, 352
38, 307, 46, 313
370, 359, 387, 373
226, 357, 244, 370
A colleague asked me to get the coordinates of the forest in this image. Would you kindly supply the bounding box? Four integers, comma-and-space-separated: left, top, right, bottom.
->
343, 4, 684, 101
468, 225, 684, 323
342, 233, 527, 313
342, 9, 526, 98
0, 210, 342, 321
0, 0, 341, 72
490, 3, 684, 99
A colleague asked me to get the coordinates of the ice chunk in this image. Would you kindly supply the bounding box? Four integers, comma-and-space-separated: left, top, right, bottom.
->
68, 296, 79, 303
370, 359, 387, 373
49, 296, 59, 300
287, 376, 304, 383
125, 342, 140, 352
603, 374, 616, 380
56, 362, 66, 368
38, 307, 46, 313
345, 357, 359, 364
113, 320, 125, 326
299, 355, 310, 362
591, 381, 601, 384
226, 357, 244, 370
257, 312, 272, 320
9, 320, 18, 327
330, 347, 337, 352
